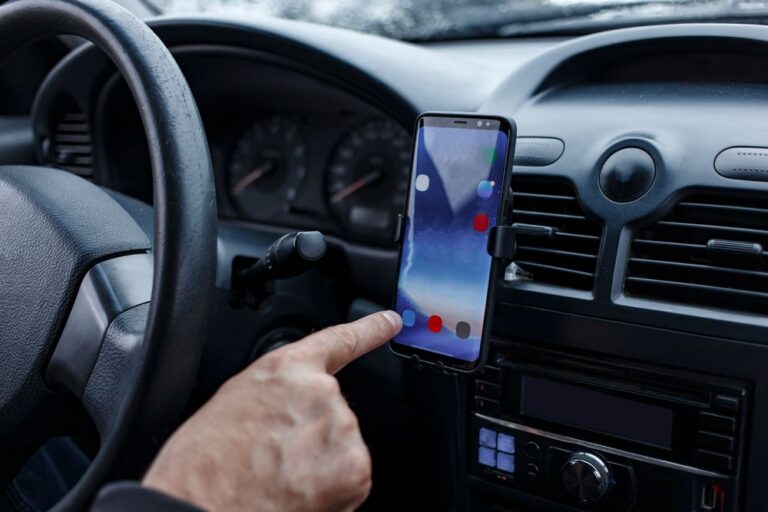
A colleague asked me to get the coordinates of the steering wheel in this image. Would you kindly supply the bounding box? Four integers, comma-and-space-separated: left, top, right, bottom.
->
0, 0, 216, 509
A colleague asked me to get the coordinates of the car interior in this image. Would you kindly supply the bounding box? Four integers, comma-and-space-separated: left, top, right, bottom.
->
2, 0, 768, 510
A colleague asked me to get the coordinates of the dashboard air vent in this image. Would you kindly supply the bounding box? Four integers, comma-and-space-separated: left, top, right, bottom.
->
511, 177, 602, 291
625, 192, 768, 314
50, 110, 93, 177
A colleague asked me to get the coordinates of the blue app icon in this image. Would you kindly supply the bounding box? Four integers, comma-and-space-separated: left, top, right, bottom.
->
477, 180, 494, 199
402, 309, 416, 327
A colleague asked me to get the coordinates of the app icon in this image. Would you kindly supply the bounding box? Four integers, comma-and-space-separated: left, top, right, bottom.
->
415, 174, 430, 192
427, 315, 442, 333
456, 321, 471, 339
473, 213, 489, 232
477, 180, 494, 199
482, 147, 498, 165
402, 309, 415, 327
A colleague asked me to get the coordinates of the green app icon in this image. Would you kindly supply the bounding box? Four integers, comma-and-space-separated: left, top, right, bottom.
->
482, 147, 498, 165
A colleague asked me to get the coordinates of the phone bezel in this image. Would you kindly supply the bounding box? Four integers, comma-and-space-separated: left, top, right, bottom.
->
389, 112, 516, 373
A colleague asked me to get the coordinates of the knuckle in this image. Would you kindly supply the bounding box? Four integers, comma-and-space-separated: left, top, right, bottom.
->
309, 373, 342, 397
338, 405, 359, 431
346, 447, 372, 484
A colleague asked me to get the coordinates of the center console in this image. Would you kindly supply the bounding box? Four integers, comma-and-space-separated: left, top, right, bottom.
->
468, 345, 749, 512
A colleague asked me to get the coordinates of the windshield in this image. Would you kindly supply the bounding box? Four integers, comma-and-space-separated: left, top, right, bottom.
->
148, 0, 768, 40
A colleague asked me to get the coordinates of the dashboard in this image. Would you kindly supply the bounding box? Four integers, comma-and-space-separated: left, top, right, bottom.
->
26, 16, 768, 512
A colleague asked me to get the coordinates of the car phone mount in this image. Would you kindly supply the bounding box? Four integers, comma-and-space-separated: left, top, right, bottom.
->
232, 231, 327, 308
394, 213, 516, 260
393, 213, 516, 376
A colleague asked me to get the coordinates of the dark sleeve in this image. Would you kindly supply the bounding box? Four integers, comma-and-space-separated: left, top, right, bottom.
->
90, 482, 206, 512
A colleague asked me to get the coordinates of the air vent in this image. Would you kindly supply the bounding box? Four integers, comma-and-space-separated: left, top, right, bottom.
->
511, 177, 602, 291
50, 110, 93, 177
626, 192, 768, 314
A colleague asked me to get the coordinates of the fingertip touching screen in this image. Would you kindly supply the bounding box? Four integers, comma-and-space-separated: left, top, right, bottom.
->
394, 116, 509, 364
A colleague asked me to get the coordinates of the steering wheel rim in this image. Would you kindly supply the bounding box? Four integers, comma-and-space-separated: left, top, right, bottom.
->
0, 0, 216, 509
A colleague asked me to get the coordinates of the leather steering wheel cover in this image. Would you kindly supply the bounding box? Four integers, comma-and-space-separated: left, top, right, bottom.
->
0, 0, 216, 507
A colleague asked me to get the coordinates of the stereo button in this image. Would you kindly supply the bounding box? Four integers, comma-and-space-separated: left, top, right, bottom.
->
699, 431, 735, 452
475, 380, 500, 399
561, 452, 611, 504
524, 441, 541, 458
475, 397, 499, 414
694, 449, 733, 472
713, 394, 740, 412
700, 412, 736, 433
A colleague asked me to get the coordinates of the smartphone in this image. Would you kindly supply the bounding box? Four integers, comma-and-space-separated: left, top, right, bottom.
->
390, 113, 516, 372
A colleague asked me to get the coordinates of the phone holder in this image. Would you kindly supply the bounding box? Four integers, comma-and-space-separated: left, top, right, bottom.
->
393, 213, 517, 376
394, 213, 516, 260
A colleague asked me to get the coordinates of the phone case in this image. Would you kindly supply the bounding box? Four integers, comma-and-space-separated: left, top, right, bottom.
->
390, 112, 517, 374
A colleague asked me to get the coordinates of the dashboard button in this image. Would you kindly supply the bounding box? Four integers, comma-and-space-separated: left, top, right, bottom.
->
478, 447, 496, 467
479, 427, 497, 449
475, 380, 500, 399
524, 441, 542, 458
475, 397, 499, 414
713, 394, 740, 412
497, 452, 515, 473
700, 412, 736, 433
694, 449, 733, 471
699, 431, 735, 452
525, 463, 540, 479
498, 433, 515, 454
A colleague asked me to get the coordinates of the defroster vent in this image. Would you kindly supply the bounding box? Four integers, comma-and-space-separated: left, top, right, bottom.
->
511, 177, 602, 291
626, 192, 768, 314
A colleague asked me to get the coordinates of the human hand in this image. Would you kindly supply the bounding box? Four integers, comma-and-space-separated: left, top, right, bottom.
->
142, 310, 403, 512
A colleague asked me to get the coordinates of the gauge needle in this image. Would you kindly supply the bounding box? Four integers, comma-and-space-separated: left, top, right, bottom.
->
331, 170, 382, 204
232, 161, 274, 196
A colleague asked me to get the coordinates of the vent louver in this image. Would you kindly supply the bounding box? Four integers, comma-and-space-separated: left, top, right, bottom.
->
511, 177, 602, 291
625, 192, 768, 314
50, 110, 93, 177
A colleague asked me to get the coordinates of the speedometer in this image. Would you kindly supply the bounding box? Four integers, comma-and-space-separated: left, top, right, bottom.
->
325, 119, 411, 240
227, 116, 307, 220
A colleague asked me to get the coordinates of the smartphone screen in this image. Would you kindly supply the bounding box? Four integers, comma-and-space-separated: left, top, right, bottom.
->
392, 115, 512, 370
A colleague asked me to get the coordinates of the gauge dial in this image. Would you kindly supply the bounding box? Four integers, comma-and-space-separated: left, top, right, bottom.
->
325, 119, 411, 239
228, 116, 307, 220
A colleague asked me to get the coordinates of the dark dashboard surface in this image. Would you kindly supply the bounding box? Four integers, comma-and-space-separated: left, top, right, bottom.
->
28, 18, 768, 511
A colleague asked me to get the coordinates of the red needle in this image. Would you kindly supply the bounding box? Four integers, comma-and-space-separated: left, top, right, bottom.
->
330, 170, 382, 204
232, 161, 274, 196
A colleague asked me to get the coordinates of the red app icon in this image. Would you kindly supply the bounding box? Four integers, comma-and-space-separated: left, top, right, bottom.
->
473, 213, 489, 232
427, 315, 443, 333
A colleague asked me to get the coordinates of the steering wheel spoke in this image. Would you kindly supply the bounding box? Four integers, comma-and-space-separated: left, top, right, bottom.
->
47, 254, 153, 403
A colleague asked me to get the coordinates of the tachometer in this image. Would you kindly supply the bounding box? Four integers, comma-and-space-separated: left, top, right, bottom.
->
227, 116, 307, 220
325, 119, 411, 239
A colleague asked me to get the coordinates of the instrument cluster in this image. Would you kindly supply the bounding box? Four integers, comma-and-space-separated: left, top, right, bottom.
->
221, 114, 412, 245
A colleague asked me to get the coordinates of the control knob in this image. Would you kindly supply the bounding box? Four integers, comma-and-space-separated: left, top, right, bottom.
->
561, 452, 611, 504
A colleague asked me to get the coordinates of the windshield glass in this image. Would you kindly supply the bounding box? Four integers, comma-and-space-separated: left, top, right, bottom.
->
148, 0, 768, 40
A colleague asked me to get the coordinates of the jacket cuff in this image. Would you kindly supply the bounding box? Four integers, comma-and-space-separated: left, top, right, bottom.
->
91, 482, 205, 512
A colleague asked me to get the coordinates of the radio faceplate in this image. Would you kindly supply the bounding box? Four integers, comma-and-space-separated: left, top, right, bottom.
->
469, 348, 749, 511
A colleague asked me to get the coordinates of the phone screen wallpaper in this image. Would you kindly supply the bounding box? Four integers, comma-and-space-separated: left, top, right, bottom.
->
394, 123, 508, 362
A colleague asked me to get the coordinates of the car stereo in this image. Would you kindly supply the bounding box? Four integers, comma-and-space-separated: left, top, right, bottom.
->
469, 346, 749, 511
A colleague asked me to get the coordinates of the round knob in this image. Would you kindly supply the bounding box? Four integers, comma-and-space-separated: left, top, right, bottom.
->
599, 147, 655, 202
561, 452, 611, 504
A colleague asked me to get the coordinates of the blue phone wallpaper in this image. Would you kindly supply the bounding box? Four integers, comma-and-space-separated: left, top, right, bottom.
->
394, 123, 508, 362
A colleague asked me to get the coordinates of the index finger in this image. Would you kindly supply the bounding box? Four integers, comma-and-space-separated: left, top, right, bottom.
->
288, 310, 403, 374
